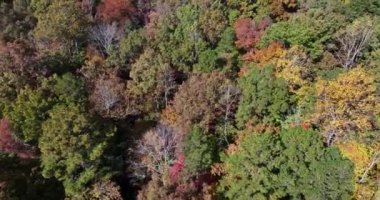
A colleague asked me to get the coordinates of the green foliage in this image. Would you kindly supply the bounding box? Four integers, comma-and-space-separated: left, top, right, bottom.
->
194, 49, 219, 72
33, 0, 88, 44
226, 0, 270, 20
5, 86, 52, 143
39, 104, 116, 196
0, 2, 36, 41
260, 11, 346, 59
119, 28, 146, 59
236, 66, 293, 128
183, 126, 217, 177
4, 73, 87, 143
219, 127, 355, 200
0, 72, 27, 117
43, 73, 87, 104
344, 0, 380, 19
155, 4, 208, 71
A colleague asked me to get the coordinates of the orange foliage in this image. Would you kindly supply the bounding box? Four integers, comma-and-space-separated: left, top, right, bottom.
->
243, 41, 284, 65
270, 0, 298, 20
160, 106, 180, 129
96, 0, 136, 23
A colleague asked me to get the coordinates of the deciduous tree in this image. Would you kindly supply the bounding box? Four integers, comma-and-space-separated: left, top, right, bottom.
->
314, 68, 379, 143
334, 17, 374, 69
165, 73, 238, 133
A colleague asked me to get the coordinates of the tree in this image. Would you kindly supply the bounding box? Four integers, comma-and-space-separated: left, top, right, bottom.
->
183, 126, 217, 178
242, 41, 284, 65
197, 1, 228, 44
0, 2, 36, 42
154, 4, 208, 71
344, 0, 380, 19
46, 73, 87, 105
269, 0, 298, 20
337, 140, 378, 199
334, 17, 374, 69
0, 39, 42, 79
219, 127, 354, 200
69, 180, 123, 200
39, 104, 116, 196
127, 48, 177, 114
0, 118, 36, 159
96, 0, 136, 24
115, 28, 146, 65
5, 86, 52, 143
236, 66, 293, 129
90, 72, 137, 119
33, 0, 88, 49
165, 73, 239, 133
259, 11, 346, 59
234, 17, 271, 50
274, 46, 313, 93
314, 68, 379, 144
128, 123, 179, 181
90, 22, 119, 56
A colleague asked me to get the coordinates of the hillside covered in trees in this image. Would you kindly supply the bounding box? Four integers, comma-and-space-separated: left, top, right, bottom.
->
0, 0, 380, 199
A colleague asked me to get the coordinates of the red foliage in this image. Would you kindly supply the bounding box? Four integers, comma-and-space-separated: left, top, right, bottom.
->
234, 17, 271, 50
96, 0, 136, 23
0, 119, 36, 159
169, 154, 185, 183
301, 122, 311, 130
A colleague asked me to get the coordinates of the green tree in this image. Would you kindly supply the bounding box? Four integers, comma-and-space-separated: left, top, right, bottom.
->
39, 104, 116, 196
33, 0, 88, 48
236, 66, 293, 129
5, 86, 52, 143
4, 73, 87, 143
0, 2, 36, 41
43, 73, 87, 104
344, 0, 380, 19
183, 126, 217, 177
154, 4, 208, 71
259, 11, 346, 59
219, 127, 355, 200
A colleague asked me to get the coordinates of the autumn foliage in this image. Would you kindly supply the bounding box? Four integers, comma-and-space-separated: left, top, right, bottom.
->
234, 17, 271, 50
0, 118, 36, 159
243, 41, 284, 64
96, 0, 136, 23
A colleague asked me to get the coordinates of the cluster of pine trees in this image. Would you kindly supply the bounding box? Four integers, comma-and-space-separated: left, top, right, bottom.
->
0, 0, 380, 199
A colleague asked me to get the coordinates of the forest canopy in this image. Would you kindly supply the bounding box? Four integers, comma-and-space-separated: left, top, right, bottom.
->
0, 0, 379, 199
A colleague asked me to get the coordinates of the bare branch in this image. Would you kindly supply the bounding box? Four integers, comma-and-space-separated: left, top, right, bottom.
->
335, 20, 373, 69
90, 22, 118, 55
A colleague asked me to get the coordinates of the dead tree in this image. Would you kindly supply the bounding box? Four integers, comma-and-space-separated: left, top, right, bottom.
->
90, 22, 118, 56
335, 21, 373, 69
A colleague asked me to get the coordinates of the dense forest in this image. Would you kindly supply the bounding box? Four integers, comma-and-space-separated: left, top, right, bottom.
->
0, 0, 380, 199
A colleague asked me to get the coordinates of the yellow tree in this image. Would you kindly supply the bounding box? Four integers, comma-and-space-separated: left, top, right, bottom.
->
338, 139, 380, 199
314, 68, 379, 144
274, 46, 312, 93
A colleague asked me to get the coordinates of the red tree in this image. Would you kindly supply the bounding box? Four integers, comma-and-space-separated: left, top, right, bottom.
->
0, 119, 36, 159
169, 154, 185, 183
96, 0, 136, 24
234, 17, 271, 50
